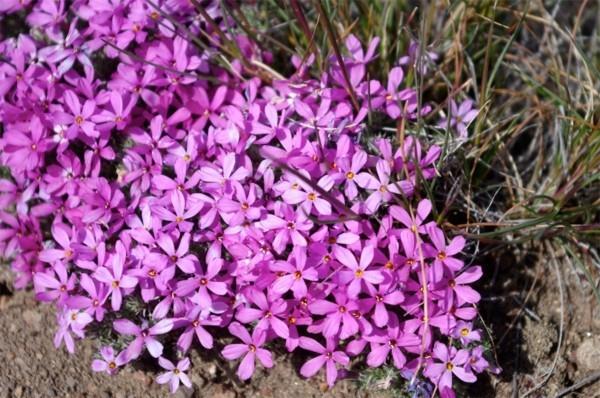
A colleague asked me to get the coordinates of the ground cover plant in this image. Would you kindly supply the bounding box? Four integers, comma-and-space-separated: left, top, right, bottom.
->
0, 1, 598, 397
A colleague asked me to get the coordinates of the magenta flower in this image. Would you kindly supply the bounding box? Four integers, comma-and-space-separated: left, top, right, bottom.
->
335, 245, 384, 298
92, 346, 128, 375
67, 273, 109, 321
426, 224, 465, 274
33, 261, 76, 305
308, 292, 362, 339
440, 99, 479, 139
298, 337, 349, 387
176, 306, 221, 351
270, 248, 318, 298
390, 199, 432, 234
113, 318, 174, 360
92, 91, 135, 131
56, 90, 98, 138
365, 320, 420, 369
3, 116, 52, 171
176, 256, 227, 307
93, 241, 138, 311
156, 357, 192, 393
153, 190, 203, 232
236, 289, 289, 339
221, 322, 273, 380
155, 232, 197, 274
38, 223, 89, 263
424, 342, 476, 390
452, 321, 482, 345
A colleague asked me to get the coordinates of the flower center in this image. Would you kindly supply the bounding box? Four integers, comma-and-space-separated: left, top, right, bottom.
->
59, 285, 67, 292
354, 269, 364, 278
108, 361, 116, 369
241, 202, 249, 210
148, 269, 157, 277
375, 294, 383, 303
388, 339, 397, 348
248, 344, 256, 352
199, 278, 208, 286
291, 183, 299, 190
170, 255, 178, 262
446, 362, 454, 371
384, 261, 394, 270
92, 299, 99, 307
460, 327, 470, 336
264, 311, 272, 319
448, 279, 456, 288
31, 143, 38, 151
328, 237, 336, 244
293, 271, 302, 280
75, 115, 84, 125
173, 368, 180, 375
70, 312, 77, 321
325, 352, 333, 359
112, 280, 119, 288
351, 310, 361, 319
192, 320, 199, 328
346, 171, 355, 180
338, 305, 346, 313
437, 251, 447, 261
150, 11, 160, 20
175, 216, 184, 223
307, 192, 317, 201
287, 222, 295, 229
115, 116, 123, 123
323, 255, 331, 263
379, 185, 387, 193
288, 316, 297, 325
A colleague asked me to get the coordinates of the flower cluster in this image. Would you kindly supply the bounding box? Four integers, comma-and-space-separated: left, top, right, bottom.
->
0, 0, 492, 395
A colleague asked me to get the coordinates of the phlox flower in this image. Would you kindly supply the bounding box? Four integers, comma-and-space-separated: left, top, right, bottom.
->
221, 322, 273, 380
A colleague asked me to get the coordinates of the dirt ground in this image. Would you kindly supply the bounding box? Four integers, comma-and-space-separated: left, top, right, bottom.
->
1, 252, 599, 398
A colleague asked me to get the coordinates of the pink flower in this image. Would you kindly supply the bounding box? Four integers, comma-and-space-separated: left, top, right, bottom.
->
92, 346, 128, 375
424, 342, 476, 390
113, 318, 174, 360
56, 90, 98, 138
365, 317, 420, 368
156, 357, 192, 393
221, 322, 273, 380
335, 245, 384, 298
3, 116, 52, 171
270, 248, 318, 299
33, 261, 76, 305
299, 337, 349, 387
280, 173, 334, 216
93, 241, 138, 311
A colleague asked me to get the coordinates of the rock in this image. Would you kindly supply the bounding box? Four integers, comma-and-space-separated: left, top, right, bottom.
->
211, 385, 235, 398
206, 363, 217, 378
22, 309, 42, 327
190, 373, 204, 388
14, 385, 23, 398
173, 385, 194, 398
131, 370, 153, 386
576, 336, 600, 371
